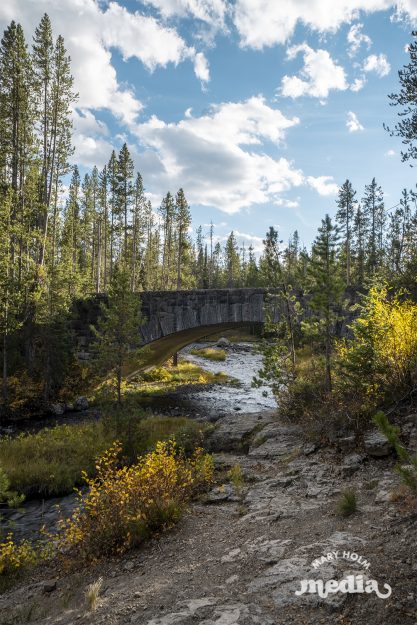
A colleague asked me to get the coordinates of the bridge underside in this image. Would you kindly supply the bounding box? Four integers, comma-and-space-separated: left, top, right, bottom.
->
126, 322, 260, 378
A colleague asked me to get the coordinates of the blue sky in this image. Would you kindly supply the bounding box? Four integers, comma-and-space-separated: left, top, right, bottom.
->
1, 1, 417, 251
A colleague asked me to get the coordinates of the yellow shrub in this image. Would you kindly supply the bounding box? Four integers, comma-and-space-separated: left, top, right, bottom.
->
0, 534, 38, 576
336, 286, 417, 403
56, 441, 213, 561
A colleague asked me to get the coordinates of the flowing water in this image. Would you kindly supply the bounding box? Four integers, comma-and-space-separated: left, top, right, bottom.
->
175, 342, 276, 418
0, 341, 276, 539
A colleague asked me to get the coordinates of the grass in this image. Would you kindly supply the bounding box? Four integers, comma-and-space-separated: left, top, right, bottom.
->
0, 414, 209, 498
228, 464, 244, 495
86, 577, 103, 611
337, 488, 357, 517
118, 360, 228, 399
189, 347, 226, 361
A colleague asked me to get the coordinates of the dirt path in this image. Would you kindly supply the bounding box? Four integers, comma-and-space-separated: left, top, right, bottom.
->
1, 412, 416, 625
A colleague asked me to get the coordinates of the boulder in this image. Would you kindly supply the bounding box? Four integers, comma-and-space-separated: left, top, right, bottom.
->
340, 453, 365, 476
216, 337, 231, 349
364, 430, 393, 457
49, 403, 65, 416
73, 396, 89, 411
337, 434, 356, 453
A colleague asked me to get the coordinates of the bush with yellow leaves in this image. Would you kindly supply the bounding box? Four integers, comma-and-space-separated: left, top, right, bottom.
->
336, 285, 417, 409
0, 534, 38, 576
56, 440, 213, 562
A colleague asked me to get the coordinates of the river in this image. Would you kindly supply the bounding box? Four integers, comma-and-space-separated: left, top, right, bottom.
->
0, 341, 276, 540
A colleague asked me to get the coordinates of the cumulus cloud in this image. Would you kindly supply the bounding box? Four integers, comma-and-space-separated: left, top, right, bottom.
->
346, 111, 364, 132
385, 148, 396, 156
131, 96, 305, 214
0, 0, 212, 166
350, 77, 366, 91
307, 176, 339, 196
363, 53, 391, 76
347, 22, 372, 56
281, 44, 348, 99
141, 0, 227, 29
233, 1, 417, 50
193, 51, 210, 83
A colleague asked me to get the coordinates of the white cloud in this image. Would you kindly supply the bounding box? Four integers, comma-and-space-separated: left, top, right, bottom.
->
233, 1, 415, 50
193, 51, 210, 83
141, 0, 227, 29
346, 111, 364, 132
0, 1, 209, 119
281, 44, 348, 99
72, 134, 115, 169
274, 198, 300, 208
214, 230, 265, 253
307, 176, 339, 196
385, 148, 396, 156
347, 22, 372, 56
363, 53, 391, 76
130, 96, 311, 214
102, 2, 191, 72
350, 77, 367, 91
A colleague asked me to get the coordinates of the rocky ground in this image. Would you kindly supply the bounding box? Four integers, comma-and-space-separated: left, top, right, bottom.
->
1, 410, 417, 625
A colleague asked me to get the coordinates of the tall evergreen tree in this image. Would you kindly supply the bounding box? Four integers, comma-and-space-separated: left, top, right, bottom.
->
92, 264, 142, 404
175, 188, 192, 289
386, 31, 417, 163
336, 180, 356, 286
306, 215, 343, 391
362, 178, 385, 274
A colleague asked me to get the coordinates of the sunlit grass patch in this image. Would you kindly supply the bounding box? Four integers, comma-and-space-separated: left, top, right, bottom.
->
134, 360, 228, 396
189, 347, 226, 361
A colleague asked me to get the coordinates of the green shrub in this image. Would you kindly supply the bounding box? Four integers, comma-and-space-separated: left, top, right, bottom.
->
374, 411, 417, 491
228, 464, 244, 495
337, 489, 357, 517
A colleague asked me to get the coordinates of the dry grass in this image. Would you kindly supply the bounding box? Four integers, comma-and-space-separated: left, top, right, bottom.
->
86, 577, 103, 611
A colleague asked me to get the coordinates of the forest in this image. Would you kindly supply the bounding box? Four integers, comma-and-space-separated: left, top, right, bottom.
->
1, 13, 417, 421
2, 11, 417, 620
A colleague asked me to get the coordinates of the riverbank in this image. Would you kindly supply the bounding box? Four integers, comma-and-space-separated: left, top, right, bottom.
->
0, 410, 416, 624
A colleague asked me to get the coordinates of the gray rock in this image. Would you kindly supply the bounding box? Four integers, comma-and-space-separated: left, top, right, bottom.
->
302, 442, 318, 456
73, 396, 89, 411
42, 580, 57, 593
338, 435, 356, 452
404, 413, 417, 426
207, 411, 275, 452
340, 453, 365, 476
216, 337, 231, 349
49, 403, 65, 416
204, 484, 240, 504
364, 430, 393, 457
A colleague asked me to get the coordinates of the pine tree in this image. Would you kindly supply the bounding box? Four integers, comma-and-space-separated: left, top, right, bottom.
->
362, 178, 385, 274
107, 150, 119, 281
117, 143, 134, 261
224, 231, 241, 287
175, 188, 192, 289
306, 215, 344, 391
246, 245, 259, 286
92, 264, 143, 404
131, 172, 146, 292
336, 180, 356, 286
386, 31, 417, 163
159, 192, 175, 288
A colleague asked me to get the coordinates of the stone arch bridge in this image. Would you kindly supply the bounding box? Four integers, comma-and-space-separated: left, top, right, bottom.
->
74, 287, 354, 372
74, 288, 285, 371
